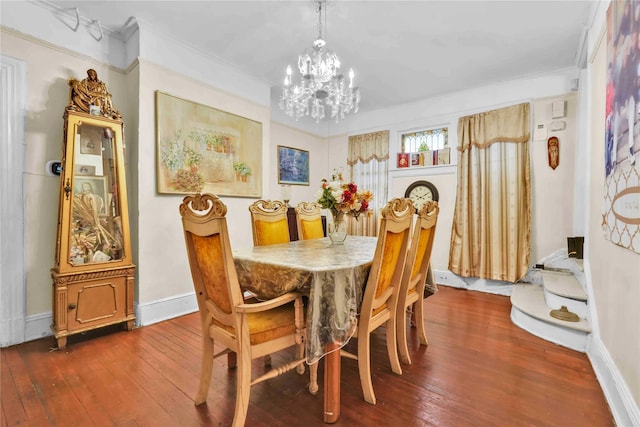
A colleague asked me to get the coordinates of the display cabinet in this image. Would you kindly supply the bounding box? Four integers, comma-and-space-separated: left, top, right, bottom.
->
51, 70, 135, 349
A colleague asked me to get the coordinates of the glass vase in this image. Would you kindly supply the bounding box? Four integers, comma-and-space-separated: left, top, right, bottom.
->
328, 211, 347, 245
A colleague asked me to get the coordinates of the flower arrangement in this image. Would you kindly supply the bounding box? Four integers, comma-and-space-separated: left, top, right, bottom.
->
316, 170, 373, 221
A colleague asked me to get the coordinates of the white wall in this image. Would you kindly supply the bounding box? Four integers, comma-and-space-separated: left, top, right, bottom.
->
331, 72, 579, 274
530, 93, 579, 260
586, 15, 640, 424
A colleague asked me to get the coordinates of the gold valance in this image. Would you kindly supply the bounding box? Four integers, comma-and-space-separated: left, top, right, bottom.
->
457, 103, 530, 152
347, 130, 390, 165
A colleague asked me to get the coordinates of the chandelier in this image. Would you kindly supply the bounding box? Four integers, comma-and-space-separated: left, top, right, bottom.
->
279, 0, 360, 123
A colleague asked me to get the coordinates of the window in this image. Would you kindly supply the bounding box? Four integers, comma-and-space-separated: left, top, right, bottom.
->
398, 126, 450, 168
401, 127, 448, 153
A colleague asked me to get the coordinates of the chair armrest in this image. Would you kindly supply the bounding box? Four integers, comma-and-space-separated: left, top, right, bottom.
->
236, 292, 302, 314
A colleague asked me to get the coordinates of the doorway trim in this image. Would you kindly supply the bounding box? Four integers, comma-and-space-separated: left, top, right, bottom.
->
0, 55, 27, 346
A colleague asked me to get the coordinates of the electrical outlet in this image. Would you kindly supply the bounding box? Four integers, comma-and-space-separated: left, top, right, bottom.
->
436, 273, 448, 283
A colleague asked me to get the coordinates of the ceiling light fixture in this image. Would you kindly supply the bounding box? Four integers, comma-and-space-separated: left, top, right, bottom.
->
279, 0, 360, 123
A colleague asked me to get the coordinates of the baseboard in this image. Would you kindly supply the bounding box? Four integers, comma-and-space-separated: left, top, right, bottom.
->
136, 291, 198, 326
433, 269, 513, 296
25, 311, 53, 343
19, 292, 199, 345
587, 334, 640, 427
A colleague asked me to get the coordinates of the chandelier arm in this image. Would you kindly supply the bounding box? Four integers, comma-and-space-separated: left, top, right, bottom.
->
317, 0, 323, 40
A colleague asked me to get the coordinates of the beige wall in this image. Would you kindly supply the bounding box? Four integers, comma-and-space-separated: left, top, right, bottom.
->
530, 93, 579, 260
135, 61, 272, 304
134, 61, 331, 307
391, 173, 457, 271
1, 29, 131, 315
589, 32, 640, 409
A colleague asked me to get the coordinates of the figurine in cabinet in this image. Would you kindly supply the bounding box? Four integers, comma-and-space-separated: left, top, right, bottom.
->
51, 69, 135, 349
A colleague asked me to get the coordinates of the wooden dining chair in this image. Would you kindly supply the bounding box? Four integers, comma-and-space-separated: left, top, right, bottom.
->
180, 193, 306, 427
249, 199, 290, 246
309, 198, 413, 404
396, 200, 439, 365
294, 201, 325, 240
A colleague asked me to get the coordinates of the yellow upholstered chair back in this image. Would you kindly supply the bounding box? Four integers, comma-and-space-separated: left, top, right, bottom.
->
396, 200, 439, 364
295, 201, 325, 240
180, 193, 243, 321
347, 197, 413, 405
249, 200, 290, 246
180, 193, 306, 426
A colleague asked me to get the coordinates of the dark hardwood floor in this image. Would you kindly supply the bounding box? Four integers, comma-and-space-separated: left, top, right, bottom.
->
1, 286, 614, 427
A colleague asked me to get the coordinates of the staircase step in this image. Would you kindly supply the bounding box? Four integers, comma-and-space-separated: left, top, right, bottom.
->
541, 270, 587, 300
510, 283, 590, 352
541, 270, 588, 319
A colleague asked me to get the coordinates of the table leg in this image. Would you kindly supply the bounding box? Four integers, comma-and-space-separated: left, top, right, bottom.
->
323, 342, 341, 423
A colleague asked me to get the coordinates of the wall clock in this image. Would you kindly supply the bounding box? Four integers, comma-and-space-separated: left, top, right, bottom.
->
404, 180, 439, 211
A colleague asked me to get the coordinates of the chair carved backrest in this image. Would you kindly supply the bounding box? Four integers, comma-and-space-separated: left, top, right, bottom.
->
180, 193, 244, 329
348, 198, 413, 405
180, 193, 307, 426
403, 201, 439, 298
249, 200, 290, 246
361, 198, 414, 324
396, 200, 439, 364
295, 201, 324, 240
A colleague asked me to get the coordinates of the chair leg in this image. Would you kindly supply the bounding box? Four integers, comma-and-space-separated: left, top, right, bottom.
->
294, 296, 305, 375
228, 352, 237, 368
195, 336, 215, 405
232, 340, 252, 427
397, 304, 412, 365
414, 300, 428, 346
309, 362, 319, 395
386, 317, 402, 376
358, 332, 376, 405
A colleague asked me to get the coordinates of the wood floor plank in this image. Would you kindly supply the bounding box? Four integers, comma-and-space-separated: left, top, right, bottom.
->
1, 286, 614, 426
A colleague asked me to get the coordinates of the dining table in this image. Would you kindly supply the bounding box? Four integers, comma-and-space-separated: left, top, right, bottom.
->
233, 236, 377, 423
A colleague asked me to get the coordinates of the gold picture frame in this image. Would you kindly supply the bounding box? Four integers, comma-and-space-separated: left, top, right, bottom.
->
155, 91, 263, 196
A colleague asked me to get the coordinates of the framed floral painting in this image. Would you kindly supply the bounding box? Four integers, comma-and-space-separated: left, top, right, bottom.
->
156, 91, 263, 196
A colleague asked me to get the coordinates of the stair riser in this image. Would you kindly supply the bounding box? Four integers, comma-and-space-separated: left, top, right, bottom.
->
510, 307, 588, 352
543, 289, 588, 319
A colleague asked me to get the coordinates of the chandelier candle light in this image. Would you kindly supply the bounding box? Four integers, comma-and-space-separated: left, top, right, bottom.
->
279, 0, 361, 123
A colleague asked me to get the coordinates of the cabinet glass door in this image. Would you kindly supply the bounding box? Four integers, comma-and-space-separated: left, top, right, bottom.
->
68, 120, 124, 265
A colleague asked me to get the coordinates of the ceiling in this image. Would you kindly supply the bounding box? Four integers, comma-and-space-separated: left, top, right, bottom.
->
47, 0, 594, 121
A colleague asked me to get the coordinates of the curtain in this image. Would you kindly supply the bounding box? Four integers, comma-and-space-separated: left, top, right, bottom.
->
347, 130, 389, 237
448, 103, 531, 282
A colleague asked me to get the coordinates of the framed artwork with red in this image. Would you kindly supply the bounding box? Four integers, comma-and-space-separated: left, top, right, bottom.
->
397, 153, 409, 168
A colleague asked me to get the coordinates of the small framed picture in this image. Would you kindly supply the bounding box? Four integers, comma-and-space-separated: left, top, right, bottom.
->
80, 125, 103, 155
397, 153, 409, 168
73, 176, 108, 215
278, 145, 310, 185
437, 147, 451, 165
75, 164, 96, 176
410, 153, 420, 166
